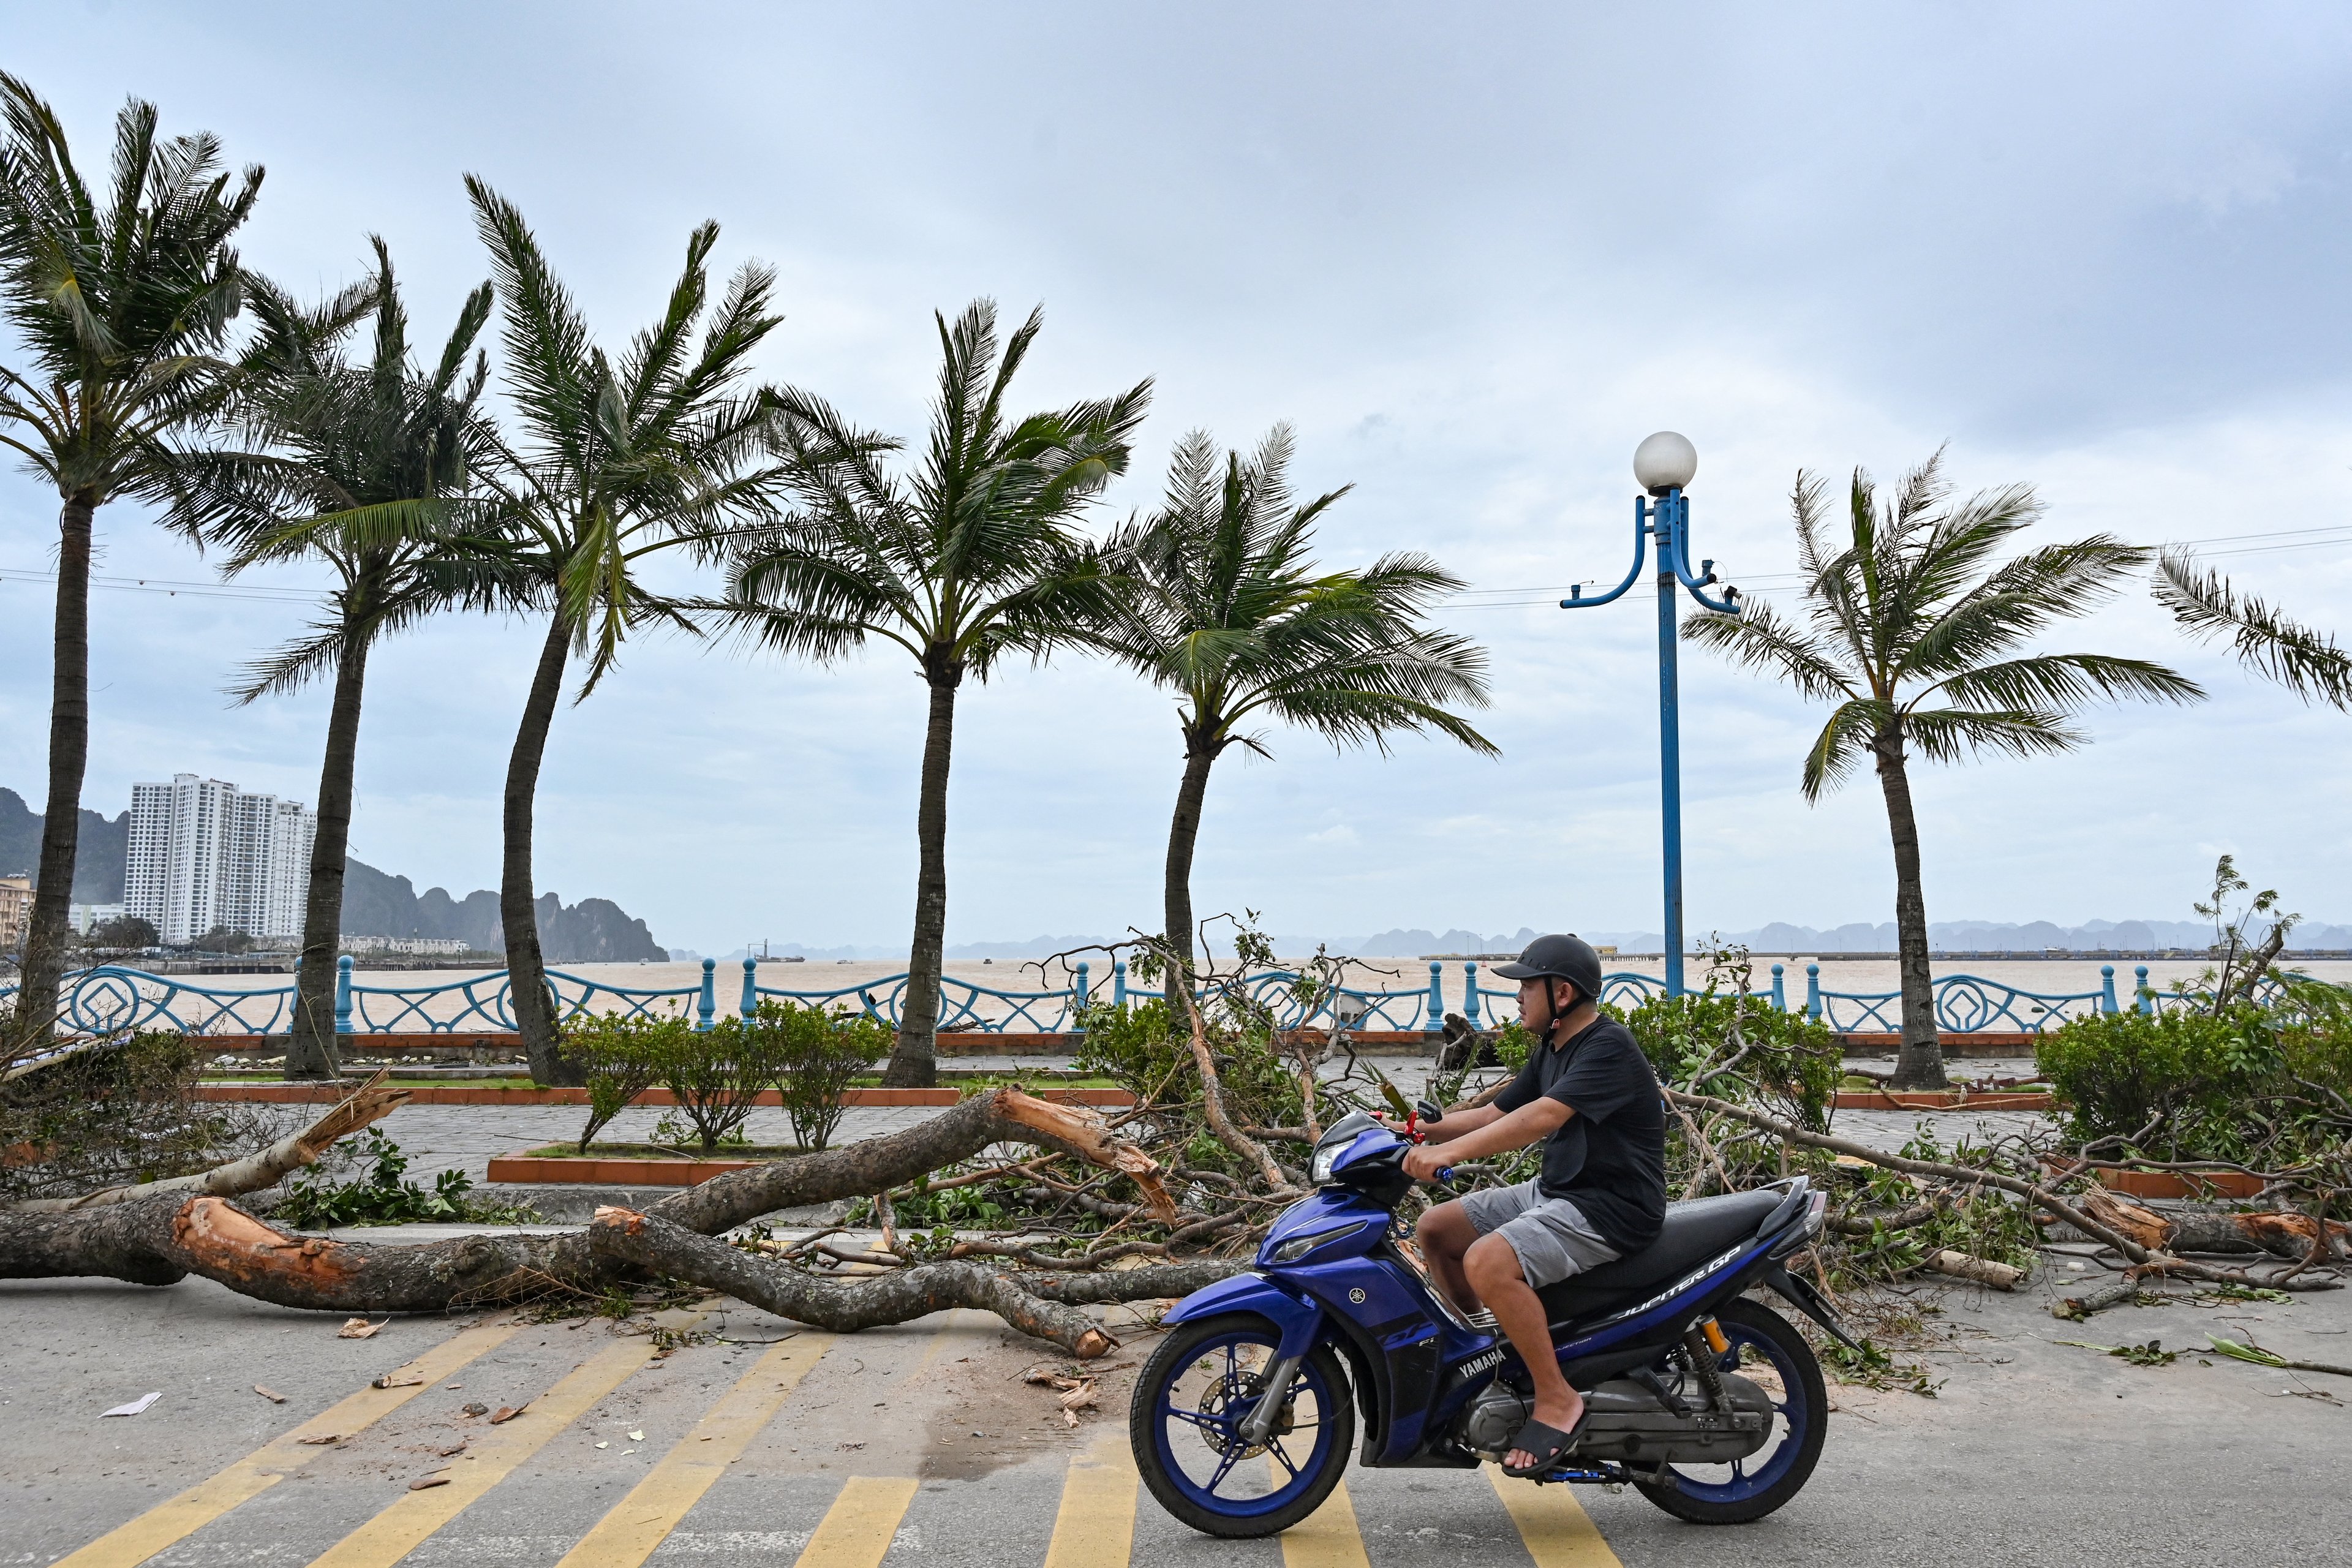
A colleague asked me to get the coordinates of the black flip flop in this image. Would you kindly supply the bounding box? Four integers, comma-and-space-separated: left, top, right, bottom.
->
1501, 1410, 1592, 1479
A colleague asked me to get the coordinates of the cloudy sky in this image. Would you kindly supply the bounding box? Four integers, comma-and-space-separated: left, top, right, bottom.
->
3, 2, 2348, 954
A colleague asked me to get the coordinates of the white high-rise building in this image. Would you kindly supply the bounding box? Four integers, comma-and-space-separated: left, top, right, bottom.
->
125, 775, 317, 946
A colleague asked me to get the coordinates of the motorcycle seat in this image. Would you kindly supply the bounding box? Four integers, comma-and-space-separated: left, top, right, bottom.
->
1536, 1188, 1787, 1329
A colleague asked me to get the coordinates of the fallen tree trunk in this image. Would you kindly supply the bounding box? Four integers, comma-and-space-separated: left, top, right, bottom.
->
0, 1087, 1186, 1342
2075, 1188, 2351, 1261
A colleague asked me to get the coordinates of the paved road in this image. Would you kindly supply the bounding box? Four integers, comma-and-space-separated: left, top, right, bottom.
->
11, 1255, 2348, 1567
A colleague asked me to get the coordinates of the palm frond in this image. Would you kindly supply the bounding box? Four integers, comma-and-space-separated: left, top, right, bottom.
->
2155, 549, 2352, 710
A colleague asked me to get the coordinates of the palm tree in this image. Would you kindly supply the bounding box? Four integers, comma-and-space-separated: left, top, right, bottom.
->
2154, 551, 2352, 710
1684, 451, 2203, 1088
467, 179, 786, 1084
0, 75, 260, 1045
147, 241, 519, 1079
1095, 426, 1498, 997
719, 301, 1150, 1085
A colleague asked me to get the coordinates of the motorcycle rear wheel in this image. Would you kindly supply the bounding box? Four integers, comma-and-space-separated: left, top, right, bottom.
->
1131, 1312, 1355, 1539
1634, 1295, 1827, 1525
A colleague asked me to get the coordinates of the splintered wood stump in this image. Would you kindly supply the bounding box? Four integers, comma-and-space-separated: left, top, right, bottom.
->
2076, 1188, 2351, 1261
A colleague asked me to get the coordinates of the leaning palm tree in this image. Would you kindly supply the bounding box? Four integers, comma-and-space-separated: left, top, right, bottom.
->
0, 75, 260, 1045
2154, 551, 2352, 711
468, 179, 787, 1084
1685, 451, 2203, 1088
719, 301, 1150, 1085
147, 241, 520, 1079
1096, 426, 1497, 997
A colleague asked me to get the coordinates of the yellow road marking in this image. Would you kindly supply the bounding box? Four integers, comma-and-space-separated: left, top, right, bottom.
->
1042, 1432, 1139, 1568
305, 1334, 665, 1568
54, 1323, 520, 1568
1485, 1464, 1623, 1567
1276, 1469, 1370, 1568
553, 1332, 837, 1568
791, 1476, 919, 1568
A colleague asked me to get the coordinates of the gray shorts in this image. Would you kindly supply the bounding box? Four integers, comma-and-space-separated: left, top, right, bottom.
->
1458, 1180, 1623, 1289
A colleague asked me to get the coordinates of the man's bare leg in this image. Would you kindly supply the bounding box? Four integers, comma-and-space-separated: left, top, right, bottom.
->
1415, 1201, 1483, 1316
1464, 1233, 1583, 1473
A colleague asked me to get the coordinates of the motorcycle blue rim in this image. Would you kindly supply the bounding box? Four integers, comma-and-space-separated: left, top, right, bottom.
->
1662, 1318, 1808, 1502
1151, 1329, 1339, 1518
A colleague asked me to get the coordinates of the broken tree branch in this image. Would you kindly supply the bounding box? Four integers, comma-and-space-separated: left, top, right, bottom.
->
588, 1207, 1120, 1357
6, 1071, 412, 1213
1664, 1087, 2341, 1291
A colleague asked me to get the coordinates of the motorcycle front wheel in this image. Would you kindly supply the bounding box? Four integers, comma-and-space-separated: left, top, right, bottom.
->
1130, 1312, 1355, 1539
1635, 1294, 1828, 1525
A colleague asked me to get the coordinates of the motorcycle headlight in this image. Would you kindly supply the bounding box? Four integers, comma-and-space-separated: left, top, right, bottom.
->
1310, 1142, 1345, 1185
1270, 1221, 1359, 1264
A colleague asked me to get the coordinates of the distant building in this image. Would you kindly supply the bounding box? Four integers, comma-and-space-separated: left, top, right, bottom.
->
0, 873, 30, 950
343, 935, 473, 956
125, 775, 316, 946
69, 902, 127, 936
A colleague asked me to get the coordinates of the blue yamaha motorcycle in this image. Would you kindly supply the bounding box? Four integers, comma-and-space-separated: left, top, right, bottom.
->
1129, 1108, 1853, 1537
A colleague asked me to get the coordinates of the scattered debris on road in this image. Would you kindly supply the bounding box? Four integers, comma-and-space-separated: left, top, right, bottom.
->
337, 1317, 383, 1339
100, 1392, 160, 1417
253, 1384, 285, 1403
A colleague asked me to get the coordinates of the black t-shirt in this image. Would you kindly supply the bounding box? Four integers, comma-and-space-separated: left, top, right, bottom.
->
1492, 1016, 1667, 1254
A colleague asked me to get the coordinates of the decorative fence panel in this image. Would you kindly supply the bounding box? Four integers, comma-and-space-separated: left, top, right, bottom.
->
2, 954, 2303, 1041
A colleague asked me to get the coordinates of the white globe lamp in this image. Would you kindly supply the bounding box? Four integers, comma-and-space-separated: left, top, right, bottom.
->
1632, 431, 1698, 495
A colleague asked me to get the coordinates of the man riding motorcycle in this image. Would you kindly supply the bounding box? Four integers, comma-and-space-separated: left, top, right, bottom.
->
1389, 933, 1667, 1478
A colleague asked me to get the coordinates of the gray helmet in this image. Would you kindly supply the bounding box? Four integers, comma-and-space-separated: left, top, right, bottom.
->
1492, 933, 1605, 1004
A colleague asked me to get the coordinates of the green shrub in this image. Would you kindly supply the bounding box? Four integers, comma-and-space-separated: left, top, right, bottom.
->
2035, 1006, 2281, 1155
761, 1000, 887, 1150
657, 1010, 797, 1153
560, 1009, 687, 1153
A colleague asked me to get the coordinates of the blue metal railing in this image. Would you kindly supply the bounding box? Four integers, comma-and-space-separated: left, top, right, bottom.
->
6, 954, 2313, 1041
1800, 962, 2115, 1034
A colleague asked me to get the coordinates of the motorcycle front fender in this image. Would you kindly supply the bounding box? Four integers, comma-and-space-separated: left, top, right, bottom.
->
1161, 1270, 1326, 1360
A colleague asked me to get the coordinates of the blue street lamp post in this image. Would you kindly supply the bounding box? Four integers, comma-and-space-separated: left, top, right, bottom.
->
1559, 433, 1742, 998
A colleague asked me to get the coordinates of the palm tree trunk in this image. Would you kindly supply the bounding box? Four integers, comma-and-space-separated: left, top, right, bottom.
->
11, 496, 96, 1051
503, 617, 575, 1086
886, 660, 962, 1087
286, 631, 368, 1081
1161, 739, 1218, 1006
1873, 729, 1947, 1089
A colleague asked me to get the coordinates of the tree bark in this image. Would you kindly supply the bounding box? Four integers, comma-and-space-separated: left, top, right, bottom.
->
11, 494, 97, 1054
2075, 1187, 2350, 1261
886, 656, 962, 1087
1872, 728, 1947, 1089
287, 631, 370, 1080
1161, 736, 1218, 1007
503, 617, 575, 1086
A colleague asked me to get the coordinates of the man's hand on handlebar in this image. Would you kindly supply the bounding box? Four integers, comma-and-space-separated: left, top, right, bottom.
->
1400, 1143, 1452, 1183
